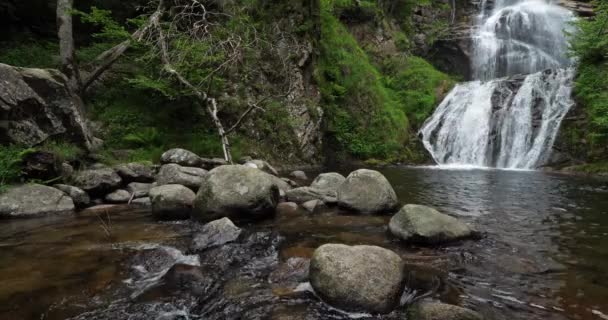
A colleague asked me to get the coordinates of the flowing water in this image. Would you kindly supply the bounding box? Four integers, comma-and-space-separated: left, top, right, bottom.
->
1, 167, 607, 320
421, 0, 576, 169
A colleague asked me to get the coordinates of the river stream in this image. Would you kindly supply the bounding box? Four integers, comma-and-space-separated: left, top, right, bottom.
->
0, 167, 607, 320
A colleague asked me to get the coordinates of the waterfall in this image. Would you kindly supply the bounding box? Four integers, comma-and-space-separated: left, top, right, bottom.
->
420, 0, 576, 169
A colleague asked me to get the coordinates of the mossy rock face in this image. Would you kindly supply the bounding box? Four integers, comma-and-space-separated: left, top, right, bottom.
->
192, 165, 280, 222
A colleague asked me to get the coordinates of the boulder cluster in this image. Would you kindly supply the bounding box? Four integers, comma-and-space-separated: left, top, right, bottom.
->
0, 147, 483, 318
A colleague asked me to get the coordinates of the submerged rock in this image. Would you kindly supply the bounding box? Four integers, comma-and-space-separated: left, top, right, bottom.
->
193, 165, 280, 221
115, 162, 155, 183
337, 169, 399, 214
389, 204, 477, 244
309, 244, 405, 314
73, 167, 122, 197
0, 184, 75, 218
53, 184, 90, 208
149, 184, 195, 220
155, 164, 208, 190
191, 217, 242, 251
408, 301, 483, 320
160, 148, 203, 167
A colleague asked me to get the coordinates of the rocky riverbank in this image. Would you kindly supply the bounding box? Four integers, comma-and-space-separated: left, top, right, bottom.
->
0, 147, 485, 318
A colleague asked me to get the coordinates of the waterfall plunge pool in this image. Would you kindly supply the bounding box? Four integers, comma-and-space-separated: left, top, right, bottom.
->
0, 166, 607, 320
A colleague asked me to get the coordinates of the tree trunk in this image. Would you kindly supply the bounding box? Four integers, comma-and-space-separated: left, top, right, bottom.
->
57, 0, 81, 93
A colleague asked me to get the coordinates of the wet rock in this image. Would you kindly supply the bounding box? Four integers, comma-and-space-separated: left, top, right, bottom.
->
53, 184, 90, 208
408, 301, 483, 320
0, 63, 95, 149
126, 182, 153, 198
302, 200, 319, 213
131, 197, 151, 207
193, 165, 280, 221
245, 160, 279, 176
160, 148, 203, 167
115, 162, 155, 183
309, 244, 405, 314
290, 170, 308, 180
105, 189, 131, 204
310, 172, 346, 192
73, 167, 122, 197
276, 202, 299, 216
269, 175, 294, 195
282, 177, 299, 188
0, 184, 75, 218
155, 164, 208, 190
337, 169, 399, 214
191, 217, 242, 251
285, 187, 336, 204
389, 204, 477, 244
160, 263, 209, 295
61, 162, 74, 178
150, 184, 195, 220
269, 257, 310, 284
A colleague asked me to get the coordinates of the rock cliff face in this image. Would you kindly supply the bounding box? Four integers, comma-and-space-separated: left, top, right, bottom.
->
0, 63, 95, 149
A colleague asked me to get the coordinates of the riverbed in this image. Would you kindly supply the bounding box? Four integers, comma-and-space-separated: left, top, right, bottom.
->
0, 167, 606, 320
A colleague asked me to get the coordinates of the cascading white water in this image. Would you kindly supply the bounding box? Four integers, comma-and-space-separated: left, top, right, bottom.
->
421, 0, 576, 169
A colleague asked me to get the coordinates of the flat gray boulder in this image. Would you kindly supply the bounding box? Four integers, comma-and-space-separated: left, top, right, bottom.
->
53, 184, 90, 208
310, 172, 346, 192
337, 169, 398, 214
285, 187, 336, 204
149, 184, 195, 220
160, 148, 203, 167
408, 302, 483, 320
156, 164, 208, 190
105, 189, 131, 204
309, 244, 405, 314
193, 165, 279, 221
73, 167, 122, 196
191, 217, 242, 251
389, 204, 477, 244
0, 184, 75, 218
127, 182, 153, 198
115, 162, 155, 183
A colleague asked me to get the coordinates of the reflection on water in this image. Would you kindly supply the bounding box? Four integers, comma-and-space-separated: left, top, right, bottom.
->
0, 168, 607, 320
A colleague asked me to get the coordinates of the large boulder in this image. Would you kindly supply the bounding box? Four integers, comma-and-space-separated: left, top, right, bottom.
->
149, 184, 196, 220
310, 172, 346, 192
192, 165, 280, 221
0, 63, 95, 149
309, 244, 405, 314
53, 184, 90, 208
115, 162, 155, 183
0, 184, 75, 218
155, 164, 208, 190
389, 204, 478, 244
408, 301, 483, 320
337, 169, 399, 214
72, 167, 122, 196
191, 217, 242, 251
160, 148, 203, 167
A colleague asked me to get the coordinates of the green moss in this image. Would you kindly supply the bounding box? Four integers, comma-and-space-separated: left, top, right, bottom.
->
0, 38, 59, 68
38, 141, 85, 163
317, 2, 409, 159
566, 161, 608, 174
0, 145, 28, 192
